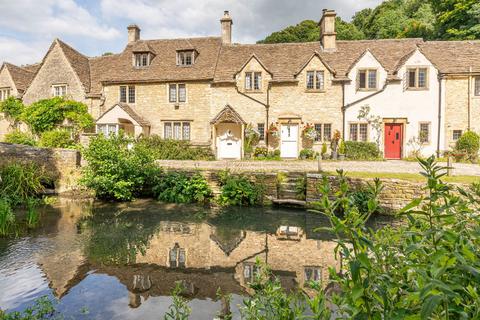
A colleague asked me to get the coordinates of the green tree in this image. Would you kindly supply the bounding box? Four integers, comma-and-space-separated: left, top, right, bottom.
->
430, 0, 480, 39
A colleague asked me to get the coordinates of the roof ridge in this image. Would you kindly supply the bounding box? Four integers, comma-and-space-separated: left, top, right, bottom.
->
136, 36, 221, 42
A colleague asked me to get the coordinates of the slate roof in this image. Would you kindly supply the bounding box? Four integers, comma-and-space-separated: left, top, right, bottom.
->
419, 41, 480, 74
1, 62, 38, 92
98, 102, 151, 126
55, 39, 91, 92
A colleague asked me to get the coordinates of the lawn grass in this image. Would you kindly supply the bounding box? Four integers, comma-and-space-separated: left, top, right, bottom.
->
323, 171, 480, 184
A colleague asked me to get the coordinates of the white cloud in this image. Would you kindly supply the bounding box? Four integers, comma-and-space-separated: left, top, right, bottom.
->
0, 0, 120, 40
0, 37, 48, 66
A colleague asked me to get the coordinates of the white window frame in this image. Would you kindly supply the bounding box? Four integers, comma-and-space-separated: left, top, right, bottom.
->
349, 123, 368, 142
257, 123, 265, 141
407, 67, 429, 90
119, 85, 135, 104
52, 84, 67, 97
96, 123, 119, 136
357, 69, 377, 91
134, 53, 150, 68
452, 130, 463, 141
0, 88, 11, 101
245, 72, 262, 91
176, 51, 195, 66
419, 122, 431, 144
314, 123, 332, 142
306, 70, 325, 91
168, 83, 187, 103
163, 121, 191, 140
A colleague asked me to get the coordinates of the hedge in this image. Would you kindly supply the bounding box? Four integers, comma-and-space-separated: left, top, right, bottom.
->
345, 141, 381, 160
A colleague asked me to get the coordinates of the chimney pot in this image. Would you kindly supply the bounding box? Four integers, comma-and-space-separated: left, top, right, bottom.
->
220, 10, 233, 45
319, 9, 337, 51
127, 24, 141, 43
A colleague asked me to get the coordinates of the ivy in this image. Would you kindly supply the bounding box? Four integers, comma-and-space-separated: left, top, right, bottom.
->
0, 97, 24, 127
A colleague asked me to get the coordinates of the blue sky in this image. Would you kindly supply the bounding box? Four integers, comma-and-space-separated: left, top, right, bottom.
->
0, 0, 382, 66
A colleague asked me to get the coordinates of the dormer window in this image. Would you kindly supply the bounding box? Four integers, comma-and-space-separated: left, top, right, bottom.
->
177, 50, 195, 66
358, 69, 377, 91
134, 53, 150, 67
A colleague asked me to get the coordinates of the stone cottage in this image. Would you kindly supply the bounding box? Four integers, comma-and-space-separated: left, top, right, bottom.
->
1, 9, 479, 159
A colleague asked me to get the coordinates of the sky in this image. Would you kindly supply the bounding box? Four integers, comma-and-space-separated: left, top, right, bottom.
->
0, 0, 383, 66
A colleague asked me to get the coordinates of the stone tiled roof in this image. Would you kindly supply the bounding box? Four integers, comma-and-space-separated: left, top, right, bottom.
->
98, 102, 151, 126
419, 41, 480, 74
55, 39, 91, 92
1, 62, 37, 92
213, 39, 424, 83
89, 37, 222, 94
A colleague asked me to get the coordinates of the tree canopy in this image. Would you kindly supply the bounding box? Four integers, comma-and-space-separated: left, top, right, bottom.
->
258, 0, 479, 43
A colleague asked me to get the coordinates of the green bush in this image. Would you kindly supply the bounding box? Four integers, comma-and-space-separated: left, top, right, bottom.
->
81, 133, 161, 201
218, 171, 262, 206
136, 135, 214, 160
0, 162, 49, 206
455, 131, 480, 161
0, 97, 24, 126
344, 141, 381, 160
39, 129, 76, 149
299, 148, 317, 159
3, 130, 37, 146
153, 172, 212, 204
22, 97, 94, 134
253, 147, 268, 158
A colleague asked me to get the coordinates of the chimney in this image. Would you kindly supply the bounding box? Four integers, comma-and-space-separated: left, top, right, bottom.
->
319, 9, 337, 51
127, 24, 141, 43
220, 11, 233, 44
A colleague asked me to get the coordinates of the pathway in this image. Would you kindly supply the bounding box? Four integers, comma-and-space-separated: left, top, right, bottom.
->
157, 159, 480, 176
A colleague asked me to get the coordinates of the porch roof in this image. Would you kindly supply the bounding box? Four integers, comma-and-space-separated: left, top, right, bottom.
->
97, 102, 150, 127
210, 105, 246, 125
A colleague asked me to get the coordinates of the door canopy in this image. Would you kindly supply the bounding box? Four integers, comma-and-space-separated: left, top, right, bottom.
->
211, 105, 246, 125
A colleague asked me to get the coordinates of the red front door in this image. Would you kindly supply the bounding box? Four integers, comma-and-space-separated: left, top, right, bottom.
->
384, 123, 403, 159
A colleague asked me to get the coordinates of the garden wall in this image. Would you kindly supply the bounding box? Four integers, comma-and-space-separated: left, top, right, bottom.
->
0, 142, 81, 193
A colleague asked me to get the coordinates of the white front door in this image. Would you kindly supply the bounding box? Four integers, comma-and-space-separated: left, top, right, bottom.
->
280, 124, 298, 158
217, 123, 242, 159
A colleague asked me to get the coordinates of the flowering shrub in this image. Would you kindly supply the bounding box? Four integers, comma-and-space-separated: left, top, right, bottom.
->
267, 122, 280, 138
302, 123, 317, 140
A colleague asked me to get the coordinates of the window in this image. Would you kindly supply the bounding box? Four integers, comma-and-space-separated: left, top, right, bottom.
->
475, 77, 480, 96
96, 124, 118, 136
453, 130, 463, 141
0, 88, 10, 101
245, 72, 262, 91
407, 67, 428, 89
306, 71, 325, 91
134, 53, 150, 67
119, 85, 135, 103
419, 122, 430, 143
164, 121, 191, 140
52, 85, 67, 97
358, 69, 377, 90
350, 123, 368, 142
177, 51, 195, 66
169, 84, 186, 103
243, 263, 260, 283
257, 123, 265, 141
314, 123, 332, 142
304, 267, 322, 283
169, 243, 185, 268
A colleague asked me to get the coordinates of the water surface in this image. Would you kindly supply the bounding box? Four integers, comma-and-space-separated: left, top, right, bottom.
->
0, 199, 395, 319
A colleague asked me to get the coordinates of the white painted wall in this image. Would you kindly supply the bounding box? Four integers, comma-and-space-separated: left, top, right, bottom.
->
344, 50, 440, 157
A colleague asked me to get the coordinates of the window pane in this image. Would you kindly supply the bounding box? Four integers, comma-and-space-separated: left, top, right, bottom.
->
178, 249, 186, 268
350, 124, 358, 141
97, 124, 107, 135
316, 71, 325, 90
323, 124, 332, 141
245, 73, 252, 90
419, 123, 429, 143
128, 86, 135, 103
120, 86, 127, 103
307, 71, 315, 89
182, 122, 190, 140
368, 70, 377, 89
359, 124, 368, 142
108, 125, 117, 135
185, 52, 192, 65
408, 70, 417, 88
314, 124, 322, 142
475, 77, 480, 96
142, 54, 148, 66
164, 123, 172, 139
418, 68, 427, 88
169, 249, 178, 267
359, 71, 366, 89
257, 123, 265, 141
169, 84, 177, 103
178, 84, 186, 102
254, 72, 261, 90
453, 130, 462, 141
173, 122, 181, 140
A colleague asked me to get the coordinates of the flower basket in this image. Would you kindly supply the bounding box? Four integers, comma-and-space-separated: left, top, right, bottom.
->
302, 123, 317, 140
268, 122, 280, 138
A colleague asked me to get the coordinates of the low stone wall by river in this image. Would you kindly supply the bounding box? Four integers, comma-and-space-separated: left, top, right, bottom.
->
0, 142, 81, 193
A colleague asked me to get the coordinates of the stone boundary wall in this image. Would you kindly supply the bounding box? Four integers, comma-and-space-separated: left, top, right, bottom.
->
0, 142, 81, 193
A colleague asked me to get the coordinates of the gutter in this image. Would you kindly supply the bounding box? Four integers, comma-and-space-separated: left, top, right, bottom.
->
437, 75, 443, 157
